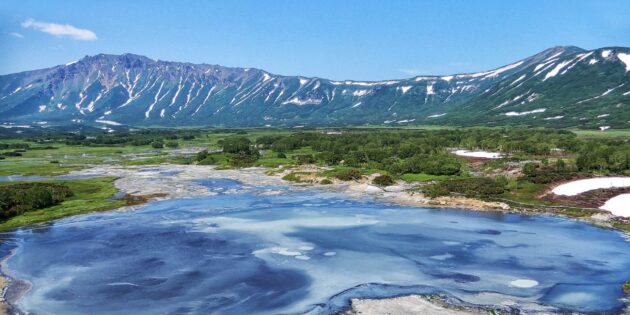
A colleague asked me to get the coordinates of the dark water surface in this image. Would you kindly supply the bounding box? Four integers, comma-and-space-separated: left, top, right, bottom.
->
2, 179, 630, 315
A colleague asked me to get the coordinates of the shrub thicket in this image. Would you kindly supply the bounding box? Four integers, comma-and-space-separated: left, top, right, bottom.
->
0, 183, 73, 219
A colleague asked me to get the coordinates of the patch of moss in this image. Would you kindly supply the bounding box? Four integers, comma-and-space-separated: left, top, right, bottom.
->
282, 172, 302, 182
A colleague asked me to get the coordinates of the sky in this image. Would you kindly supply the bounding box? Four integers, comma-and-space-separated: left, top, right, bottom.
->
1, 0, 629, 80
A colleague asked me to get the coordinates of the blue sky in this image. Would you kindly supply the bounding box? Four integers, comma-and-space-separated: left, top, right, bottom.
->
1, 0, 629, 80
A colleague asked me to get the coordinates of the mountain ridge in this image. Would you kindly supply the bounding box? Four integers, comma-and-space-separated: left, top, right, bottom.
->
1, 45, 629, 129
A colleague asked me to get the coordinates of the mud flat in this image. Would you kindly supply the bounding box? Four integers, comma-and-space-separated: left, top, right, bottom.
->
67, 165, 291, 200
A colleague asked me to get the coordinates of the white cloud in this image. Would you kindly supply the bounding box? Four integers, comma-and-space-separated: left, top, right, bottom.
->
21, 18, 97, 40
9, 32, 24, 38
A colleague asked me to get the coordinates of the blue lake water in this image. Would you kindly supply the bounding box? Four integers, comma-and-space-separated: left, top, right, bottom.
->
2, 179, 630, 314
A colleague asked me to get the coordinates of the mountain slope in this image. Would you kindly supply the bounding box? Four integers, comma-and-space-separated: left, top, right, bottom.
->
1, 46, 629, 129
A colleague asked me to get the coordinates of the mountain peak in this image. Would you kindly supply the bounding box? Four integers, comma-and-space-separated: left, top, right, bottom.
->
1, 45, 628, 129
76, 53, 155, 67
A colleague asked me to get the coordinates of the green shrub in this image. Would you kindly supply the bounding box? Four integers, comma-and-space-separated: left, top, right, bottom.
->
373, 174, 395, 186
2, 151, 22, 157
276, 152, 287, 158
282, 173, 302, 182
229, 152, 259, 167
319, 179, 333, 185
0, 183, 73, 219
165, 141, 179, 148
197, 156, 217, 165
334, 168, 362, 181
221, 136, 253, 154
296, 154, 316, 164
151, 140, 164, 149
424, 178, 505, 198
195, 149, 209, 162
402, 154, 462, 176
521, 170, 581, 184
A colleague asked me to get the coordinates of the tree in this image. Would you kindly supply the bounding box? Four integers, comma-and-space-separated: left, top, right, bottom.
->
555, 159, 566, 172
165, 141, 179, 148
151, 140, 164, 149
373, 175, 395, 186
195, 150, 209, 162
221, 136, 252, 154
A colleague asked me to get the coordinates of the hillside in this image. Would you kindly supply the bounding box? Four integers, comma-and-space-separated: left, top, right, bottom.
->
1, 46, 629, 129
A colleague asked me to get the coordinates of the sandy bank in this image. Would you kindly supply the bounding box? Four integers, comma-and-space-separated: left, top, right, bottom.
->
275, 166, 511, 212
346, 295, 486, 315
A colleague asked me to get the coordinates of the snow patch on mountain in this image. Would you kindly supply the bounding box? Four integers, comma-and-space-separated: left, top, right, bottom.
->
397, 86, 412, 94
352, 90, 370, 97
544, 116, 564, 120
95, 119, 122, 126
617, 53, 630, 72
505, 108, 546, 116
543, 60, 572, 81
282, 97, 322, 105
509, 74, 527, 86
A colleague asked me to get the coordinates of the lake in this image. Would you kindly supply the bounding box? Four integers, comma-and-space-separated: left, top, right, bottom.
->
2, 178, 630, 314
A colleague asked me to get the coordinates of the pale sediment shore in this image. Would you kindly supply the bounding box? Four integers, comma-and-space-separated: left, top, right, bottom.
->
345, 295, 488, 315
0, 275, 9, 315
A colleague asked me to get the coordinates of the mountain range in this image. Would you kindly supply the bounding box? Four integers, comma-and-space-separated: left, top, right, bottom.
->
1, 46, 629, 129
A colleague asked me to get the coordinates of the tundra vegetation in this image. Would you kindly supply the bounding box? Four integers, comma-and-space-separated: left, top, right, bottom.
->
0, 126, 629, 231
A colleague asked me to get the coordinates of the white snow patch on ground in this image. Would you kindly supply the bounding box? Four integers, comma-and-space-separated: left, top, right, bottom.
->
427, 113, 446, 118
552, 177, 630, 196
588, 59, 599, 65
38, 105, 46, 112
426, 84, 434, 95
545, 51, 563, 61
395, 119, 415, 124
597, 114, 609, 118
505, 108, 546, 116
509, 74, 527, 86
453, 150, 502, 159
397, 86, 412, 94
599, 126, 611, 131
441, 75, 453, 81
601, 50, 612, 58
281, 97, 322, 105
600, 194, 630, 217
329, 80, 399, 86
482, 60, 524, 78
544, 116, 564, 120
543, 60, 572, 81
95, 119, 122, 126
617, 53, 630, 71
351, 102, 362, 108
352, 89, 370, 97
